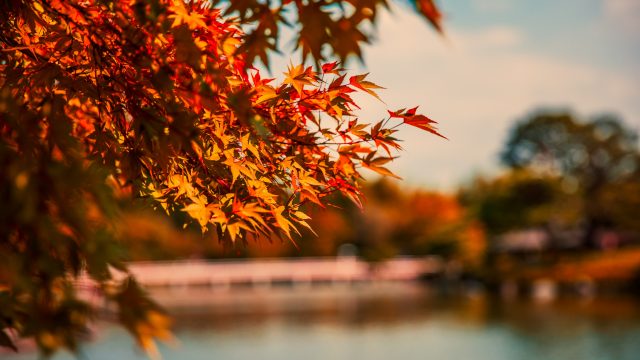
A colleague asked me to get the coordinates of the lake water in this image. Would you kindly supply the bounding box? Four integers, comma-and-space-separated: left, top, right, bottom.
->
4, 283, 640, 360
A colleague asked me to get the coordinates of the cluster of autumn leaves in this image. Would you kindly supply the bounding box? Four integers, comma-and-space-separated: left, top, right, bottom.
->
121, 4, 444, 243
0, 0, 446, 356
1, 0, 444, 243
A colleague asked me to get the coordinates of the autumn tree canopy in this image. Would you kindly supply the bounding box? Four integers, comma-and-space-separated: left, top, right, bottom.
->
0, 0, 445, 356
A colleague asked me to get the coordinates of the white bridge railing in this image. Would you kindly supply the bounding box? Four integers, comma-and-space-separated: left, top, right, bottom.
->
106, 256, 444, 288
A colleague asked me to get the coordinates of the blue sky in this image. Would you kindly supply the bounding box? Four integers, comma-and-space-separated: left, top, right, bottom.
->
275, 0, 640, 190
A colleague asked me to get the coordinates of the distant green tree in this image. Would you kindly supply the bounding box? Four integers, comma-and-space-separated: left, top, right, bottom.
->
459, 171, 566, 236
500, 111, 640, 246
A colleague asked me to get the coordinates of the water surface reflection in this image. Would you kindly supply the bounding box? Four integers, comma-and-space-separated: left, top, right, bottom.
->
6, 283, 640, 360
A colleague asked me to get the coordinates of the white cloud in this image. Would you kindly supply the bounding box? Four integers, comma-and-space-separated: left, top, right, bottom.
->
456, 26, 524, 48
602, 0, 640, 32
349, 6, 640, 189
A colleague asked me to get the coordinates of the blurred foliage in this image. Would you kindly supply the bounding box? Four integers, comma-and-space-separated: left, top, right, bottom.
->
351, 180, 485, 267
596, 180, 640, 232
501, 112, 639, 189
500, 110, 640, 246
459, 170, 578, 236
194, 179, 486, 269
211, 0, 444, 67
459, 110, 640, 285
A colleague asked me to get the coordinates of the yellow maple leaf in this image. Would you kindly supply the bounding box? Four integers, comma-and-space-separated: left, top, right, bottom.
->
225, 221, 251, 242
169, 2, 206, 30
272, 206, 296, 239
255, 85, 278, 104
182, 195, 211, 230
283, 63, 314, 96
223, 150, 244, 184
